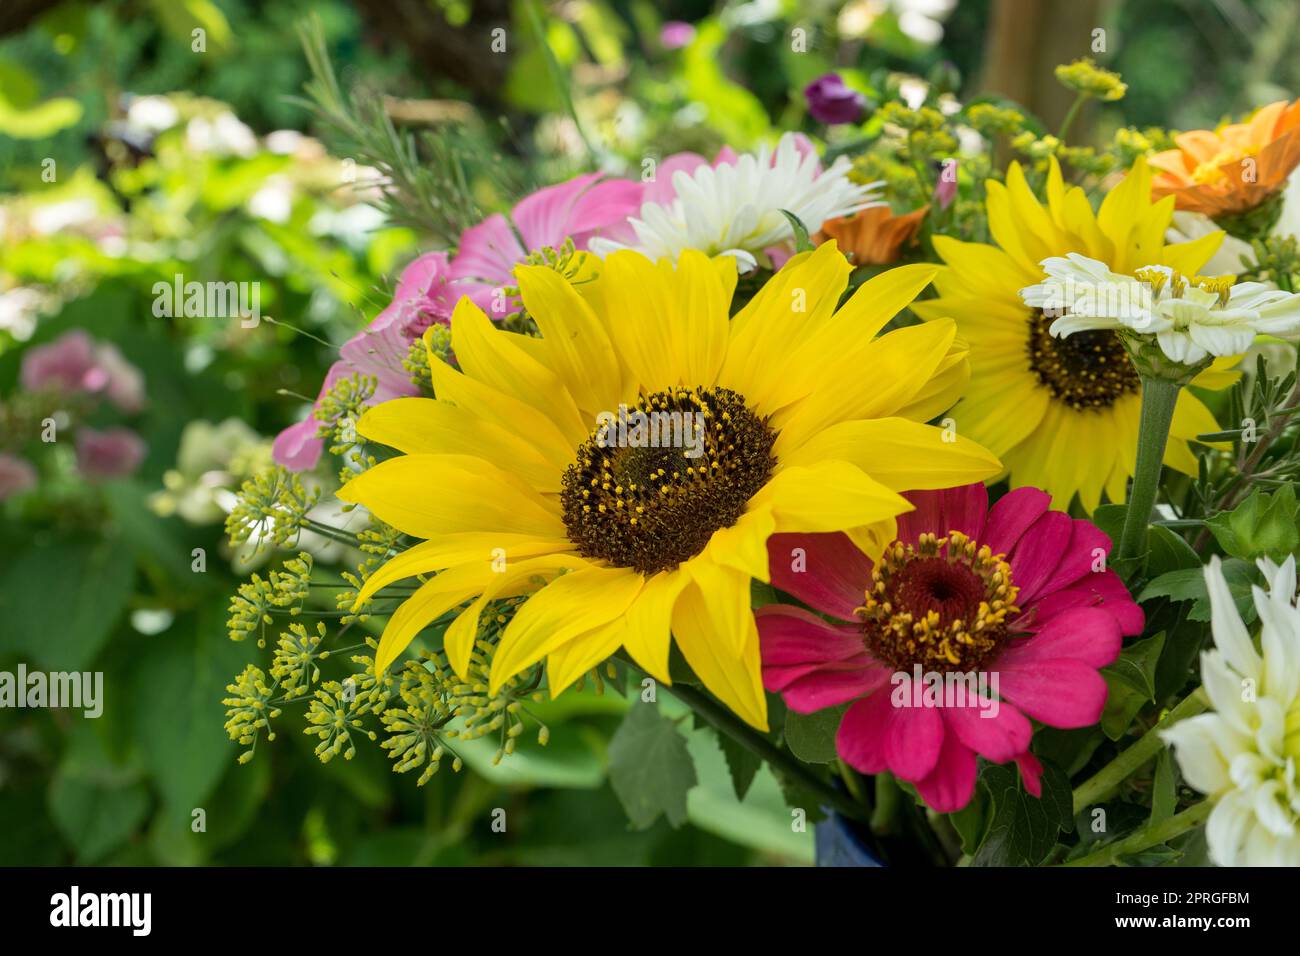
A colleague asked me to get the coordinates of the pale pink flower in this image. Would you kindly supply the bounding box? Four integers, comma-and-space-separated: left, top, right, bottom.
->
449, 173, 642, 319
19, 330, 144, 412
0, 454, 37, 499
76, 427, 146, 480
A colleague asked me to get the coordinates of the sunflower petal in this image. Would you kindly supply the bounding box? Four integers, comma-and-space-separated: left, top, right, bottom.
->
672, 576, 768, 730
490, 567, 644, 693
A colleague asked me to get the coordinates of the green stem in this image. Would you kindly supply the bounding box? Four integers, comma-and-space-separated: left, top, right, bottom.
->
524, 0, 598, 169
1059, 800, 1212, 866
662, 681, 870, 823
1118, 376, 1183, 565
1072, 691, 1208, 815
1057, 92, 1090, 142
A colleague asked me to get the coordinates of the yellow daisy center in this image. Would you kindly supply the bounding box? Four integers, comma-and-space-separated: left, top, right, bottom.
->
1026, 309, 1140, 410
858, 531, 1020, 673
560, 386, 777, 574
1191, 145, 1259, 186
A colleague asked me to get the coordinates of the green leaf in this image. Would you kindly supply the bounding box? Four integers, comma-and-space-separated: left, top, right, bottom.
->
1206, 485, 1300, 562
150, 0, 234, 56
1140, 559, 1258, 624
129, 601, 246, 816
0, 537, 135, 670
970, 761, 1072, 866
0, 60, 83, 138
455, 725, 607, 789
607, 701, 698, 829
779, 210, 815, 253
717, 733, 761, 800
47, 732, 149, 864
1150, 750, 1177, 826
685, 729, 814, 862
783, 704, 846, 764
1100, 631, 1165, 740
1091, 503, 1127, 550
1146, 525, 1201, 576
948, 785, 989, 854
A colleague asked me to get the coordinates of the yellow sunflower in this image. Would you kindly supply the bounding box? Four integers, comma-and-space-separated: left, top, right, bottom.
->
911, 156, 1239, 511
337, 242, 1000, 729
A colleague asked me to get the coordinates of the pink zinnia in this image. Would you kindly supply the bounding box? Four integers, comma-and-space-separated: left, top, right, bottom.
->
757, 483, 1142, 813
449, 173, 642, 319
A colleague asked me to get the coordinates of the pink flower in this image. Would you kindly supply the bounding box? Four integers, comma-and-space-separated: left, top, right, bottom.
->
660, 21, 696, 50
75, 427, 146, 480
449, 173, 642, 320
19, 330, 144, 412
757, 483, 1142, 813
0, 453, 37, 499
272, 253, 453, 471
934, 160, 958, 210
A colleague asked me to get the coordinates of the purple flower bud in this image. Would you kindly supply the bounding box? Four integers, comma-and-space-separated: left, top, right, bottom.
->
0, 454, 37, 500
803, 73, 867, 126
76, 427, 146, 480
660, 21, 695, 50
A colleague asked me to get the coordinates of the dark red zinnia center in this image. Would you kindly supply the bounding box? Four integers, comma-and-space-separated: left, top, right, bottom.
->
859, 531, 1020, 673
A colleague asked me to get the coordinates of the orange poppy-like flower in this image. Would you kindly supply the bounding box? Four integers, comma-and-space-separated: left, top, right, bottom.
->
816, 204, 928, 265
1150, 99, 1300, 219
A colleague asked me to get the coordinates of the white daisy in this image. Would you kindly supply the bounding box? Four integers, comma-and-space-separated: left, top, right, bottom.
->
1161, 555, 1300, 866
589, 133, 882, 271
1019, 252, 1300, 366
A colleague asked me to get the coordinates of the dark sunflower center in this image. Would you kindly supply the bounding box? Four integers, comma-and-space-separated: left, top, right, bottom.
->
860, 532, 1019, 673
560, 386, 776, 574
1025, 308, 1138, 410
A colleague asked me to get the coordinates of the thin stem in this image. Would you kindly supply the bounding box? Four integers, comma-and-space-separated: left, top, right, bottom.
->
524, 0, 597, 168
1059, 800, 1212, 866
662, 680, 870, 823
1057, 92, 1089, 142
1072, 690, 1208, 815
1118, 376, 1183, 565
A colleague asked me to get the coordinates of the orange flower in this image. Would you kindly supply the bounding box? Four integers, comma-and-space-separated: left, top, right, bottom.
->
1150, 100, 1300, 219
815, 204, 928, 265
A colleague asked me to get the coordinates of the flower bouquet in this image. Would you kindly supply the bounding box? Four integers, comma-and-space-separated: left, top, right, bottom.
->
219, 33, 1300, 869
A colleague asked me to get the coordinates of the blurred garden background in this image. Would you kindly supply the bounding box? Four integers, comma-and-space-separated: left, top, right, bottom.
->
3, 0, 1300, 866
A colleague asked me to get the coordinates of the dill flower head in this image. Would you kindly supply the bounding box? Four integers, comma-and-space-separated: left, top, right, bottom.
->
336, 241, 1000, 729
222, 665, 282, 764
1054, 58, 1127, 102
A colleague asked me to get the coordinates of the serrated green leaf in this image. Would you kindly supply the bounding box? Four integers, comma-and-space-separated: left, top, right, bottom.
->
1206, 485, 1300, 562
1139, 559, 1258, 624
1100, 631, 1165, 740
607, 701, 697, 829
970, 761, 1071, 866
717, 732, 761, 800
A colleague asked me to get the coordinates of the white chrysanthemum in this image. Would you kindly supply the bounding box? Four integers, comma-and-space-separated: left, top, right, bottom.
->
1019, 252, 1300, 366
1161, 555, 1300, 866
589, 133, 882, 271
